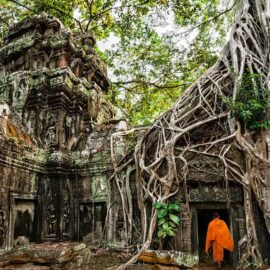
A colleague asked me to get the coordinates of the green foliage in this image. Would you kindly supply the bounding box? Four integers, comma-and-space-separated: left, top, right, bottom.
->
155, 201, 181, 239
231, 72, 269, 130
0, 0, 234, 125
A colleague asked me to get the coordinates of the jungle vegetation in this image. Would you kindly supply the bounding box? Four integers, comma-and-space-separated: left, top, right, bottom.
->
0, 0, 235, 125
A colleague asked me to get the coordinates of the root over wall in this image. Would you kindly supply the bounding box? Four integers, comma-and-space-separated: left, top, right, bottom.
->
111, 0, 270, 269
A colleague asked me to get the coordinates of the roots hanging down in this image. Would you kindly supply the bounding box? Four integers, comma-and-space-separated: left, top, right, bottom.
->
111, 0, 270, 269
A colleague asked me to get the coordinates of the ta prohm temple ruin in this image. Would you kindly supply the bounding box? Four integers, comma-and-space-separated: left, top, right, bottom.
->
0, 0, 270, 269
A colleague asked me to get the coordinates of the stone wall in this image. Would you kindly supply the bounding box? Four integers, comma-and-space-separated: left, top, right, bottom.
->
1, 13, 269, 269
0, 13, 126, 251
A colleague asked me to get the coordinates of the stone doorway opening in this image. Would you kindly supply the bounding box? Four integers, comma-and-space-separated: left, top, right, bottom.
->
13, 199, 38, 243
79, 202, 107, 243
197, 209, 231, 266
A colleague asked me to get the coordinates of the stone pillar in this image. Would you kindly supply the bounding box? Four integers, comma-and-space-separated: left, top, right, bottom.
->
236, 205, 246, 256
179, 204, 192, 252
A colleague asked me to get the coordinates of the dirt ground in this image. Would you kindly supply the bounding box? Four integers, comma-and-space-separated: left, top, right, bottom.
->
87, 249, 131, 270
87, 250, 235, 270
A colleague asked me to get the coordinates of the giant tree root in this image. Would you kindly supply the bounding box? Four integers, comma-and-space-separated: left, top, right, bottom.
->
111, 0, 270, 269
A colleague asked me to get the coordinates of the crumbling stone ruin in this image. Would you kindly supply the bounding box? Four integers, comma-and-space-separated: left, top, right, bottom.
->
110, 0, 270, 269
0, 13, 128, 257
1, 6, 270, 270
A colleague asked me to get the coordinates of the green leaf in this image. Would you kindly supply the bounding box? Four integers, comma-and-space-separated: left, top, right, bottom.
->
158, 208, 168, 219
167, 229, 175, 237
155, 202, 167, 209
158, 218, 166, 225
169, 221, 178, 228
168, 203, 181, 211
157, 229, 166, 239
162, 223, 169, 230
169, 214, 180, 225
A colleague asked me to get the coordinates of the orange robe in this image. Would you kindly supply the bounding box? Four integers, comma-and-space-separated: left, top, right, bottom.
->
205, 218, 234, 262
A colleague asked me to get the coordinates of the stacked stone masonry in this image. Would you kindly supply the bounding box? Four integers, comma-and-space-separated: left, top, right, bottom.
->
0, 13, 126, 251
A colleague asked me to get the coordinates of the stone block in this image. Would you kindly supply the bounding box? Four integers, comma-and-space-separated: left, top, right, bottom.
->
138, 250, 198, 269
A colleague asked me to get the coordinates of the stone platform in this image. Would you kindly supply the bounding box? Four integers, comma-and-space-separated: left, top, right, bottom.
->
0, 242, 91, 270
0, 243, 133, 270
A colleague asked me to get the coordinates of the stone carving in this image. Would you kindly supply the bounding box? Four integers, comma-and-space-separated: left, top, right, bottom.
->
70, 58, 82, 76
116, 211, 125, 242
46, 126, 56, 144
46, 117, 56, 146
62, 185, 71, 238
0, 13, 124, 252
0, 102, 10, 135
14, 78, 27, 102
26, 110, 36, 135
46, 189, 58, 237
0, 13, 114, 150
92, 176, 107, 198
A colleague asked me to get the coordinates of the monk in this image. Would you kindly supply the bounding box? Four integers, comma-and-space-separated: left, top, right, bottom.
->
205, 212, 234, 268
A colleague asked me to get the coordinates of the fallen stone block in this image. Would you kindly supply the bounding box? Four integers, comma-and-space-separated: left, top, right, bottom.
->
138, 250, 199, 269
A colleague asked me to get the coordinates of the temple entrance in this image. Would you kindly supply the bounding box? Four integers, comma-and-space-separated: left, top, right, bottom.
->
197, 209, 231, 266
13, 199, 38, 243
79, 202, 106, 243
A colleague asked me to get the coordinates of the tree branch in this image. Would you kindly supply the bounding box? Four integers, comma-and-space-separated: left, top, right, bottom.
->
7, 0, 35, 12
175, 0, 240, 36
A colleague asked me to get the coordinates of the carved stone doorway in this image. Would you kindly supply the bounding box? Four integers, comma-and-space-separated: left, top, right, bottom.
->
191, 204, 238, 268
13, 199, 38, 243
9, 193, 40, 248
78, 202, 106, 243
197, 209, 230, 265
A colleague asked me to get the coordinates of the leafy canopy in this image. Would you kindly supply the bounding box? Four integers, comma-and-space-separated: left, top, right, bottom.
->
231, 71, 270, 130
0, 0, 235, 125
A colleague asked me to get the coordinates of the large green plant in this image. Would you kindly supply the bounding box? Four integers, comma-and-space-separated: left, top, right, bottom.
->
155, 201, 181, 240
231, 71, 269, 130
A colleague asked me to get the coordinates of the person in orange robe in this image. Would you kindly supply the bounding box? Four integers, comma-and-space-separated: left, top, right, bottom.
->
205, 212, 234, 268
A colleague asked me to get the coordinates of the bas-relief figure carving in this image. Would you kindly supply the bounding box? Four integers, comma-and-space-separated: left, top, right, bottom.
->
62, 185, 71, 238
0, 13, 120, 250
0, 103, 10, 135
46, 189, 58, 238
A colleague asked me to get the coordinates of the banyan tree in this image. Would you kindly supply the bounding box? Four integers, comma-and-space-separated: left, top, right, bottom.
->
111, 0, 270, 269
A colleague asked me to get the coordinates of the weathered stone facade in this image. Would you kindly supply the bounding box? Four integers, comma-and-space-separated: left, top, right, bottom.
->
0, 13, 124, 252
1, 13, 270, 270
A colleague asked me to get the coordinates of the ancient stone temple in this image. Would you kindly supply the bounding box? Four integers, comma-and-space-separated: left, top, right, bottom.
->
0, 13, 126, 252
1, 9, 270, 270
